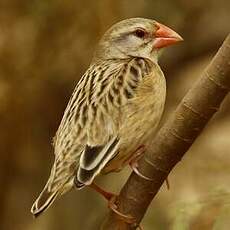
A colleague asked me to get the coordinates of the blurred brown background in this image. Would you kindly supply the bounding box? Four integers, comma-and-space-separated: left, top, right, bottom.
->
0, 0, 230, 229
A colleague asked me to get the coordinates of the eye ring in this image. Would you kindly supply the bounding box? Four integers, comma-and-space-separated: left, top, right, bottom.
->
134, 29, 146, 38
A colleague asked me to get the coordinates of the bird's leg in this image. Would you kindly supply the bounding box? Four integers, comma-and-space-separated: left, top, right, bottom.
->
89, 182, 115, 200
89, 183, 142, 227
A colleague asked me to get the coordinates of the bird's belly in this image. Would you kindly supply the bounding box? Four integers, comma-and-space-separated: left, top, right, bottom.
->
103, 78, 166, 174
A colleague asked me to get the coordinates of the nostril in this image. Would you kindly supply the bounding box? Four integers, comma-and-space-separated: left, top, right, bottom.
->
155, 22, 161, 30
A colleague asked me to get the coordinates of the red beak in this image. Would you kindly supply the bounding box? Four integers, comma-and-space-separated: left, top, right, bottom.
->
153, 22, 183, 49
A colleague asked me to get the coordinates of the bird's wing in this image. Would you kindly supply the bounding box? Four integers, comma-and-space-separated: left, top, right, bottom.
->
49, 62, 122, 190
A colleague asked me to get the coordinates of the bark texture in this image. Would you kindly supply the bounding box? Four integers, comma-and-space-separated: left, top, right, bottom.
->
101, 34, 230, 230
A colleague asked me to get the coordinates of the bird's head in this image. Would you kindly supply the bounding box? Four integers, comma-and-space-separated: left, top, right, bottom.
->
93, 18, 183, 63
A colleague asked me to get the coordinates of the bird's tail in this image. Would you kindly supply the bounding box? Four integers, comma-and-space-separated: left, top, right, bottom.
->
31, 182, 59, 218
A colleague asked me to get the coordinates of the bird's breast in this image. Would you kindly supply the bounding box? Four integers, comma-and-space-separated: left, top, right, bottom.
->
103, 65, 166, 173
120, 65, 166, 145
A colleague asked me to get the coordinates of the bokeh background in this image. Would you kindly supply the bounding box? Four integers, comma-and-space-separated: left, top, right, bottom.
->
0, 0, 230, 229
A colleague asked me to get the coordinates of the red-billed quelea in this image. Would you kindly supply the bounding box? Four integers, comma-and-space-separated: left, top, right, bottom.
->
31, 18, 183, 217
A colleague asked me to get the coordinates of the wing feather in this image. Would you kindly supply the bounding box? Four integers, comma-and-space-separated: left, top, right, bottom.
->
76, 137, 119, 187
79, 137, 119, 170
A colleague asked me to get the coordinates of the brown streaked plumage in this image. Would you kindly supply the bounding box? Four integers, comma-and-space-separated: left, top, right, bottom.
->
31, 17, 183, 217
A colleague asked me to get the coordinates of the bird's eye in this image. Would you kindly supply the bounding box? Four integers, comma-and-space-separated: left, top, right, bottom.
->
134, 29, 146, 38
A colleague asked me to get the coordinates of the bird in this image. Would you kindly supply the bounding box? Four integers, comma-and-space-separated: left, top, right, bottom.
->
31, 17, 183, 218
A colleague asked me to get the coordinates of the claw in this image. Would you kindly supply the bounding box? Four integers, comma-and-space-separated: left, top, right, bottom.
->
108, 195, 143, 229
129, 146, 171, 190
166, 177, 170, 190
108, 196, 136, 224
128, 145, 153, 181
130, 159, 154, 181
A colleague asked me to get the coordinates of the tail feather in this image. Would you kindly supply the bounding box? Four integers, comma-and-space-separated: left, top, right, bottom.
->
31, 185, 59, 218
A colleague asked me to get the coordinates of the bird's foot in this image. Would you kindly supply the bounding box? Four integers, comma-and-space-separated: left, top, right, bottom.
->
108, 196, 136, 224
89, 183, 143, 229
129, 145, 153, 181
129, 146, 170, 189
108, 195, 143, 229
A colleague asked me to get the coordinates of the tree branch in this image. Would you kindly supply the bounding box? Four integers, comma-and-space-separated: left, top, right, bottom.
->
101, 34, 230, 230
